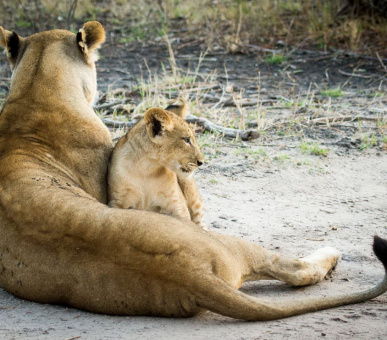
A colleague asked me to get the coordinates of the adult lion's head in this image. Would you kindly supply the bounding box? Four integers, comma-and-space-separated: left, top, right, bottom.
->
0, 22, 111, 203
0, 21, 105, 105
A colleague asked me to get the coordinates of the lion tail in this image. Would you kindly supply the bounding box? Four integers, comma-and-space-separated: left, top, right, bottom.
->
195, 236, 387, 321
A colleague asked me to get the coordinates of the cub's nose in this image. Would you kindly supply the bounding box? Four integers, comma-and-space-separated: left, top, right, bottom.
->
197, 160, 203, 166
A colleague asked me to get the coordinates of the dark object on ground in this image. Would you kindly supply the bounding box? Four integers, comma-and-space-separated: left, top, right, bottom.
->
340, 0, 387, 17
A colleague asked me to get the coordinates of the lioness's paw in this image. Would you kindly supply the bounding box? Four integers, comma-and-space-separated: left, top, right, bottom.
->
305, 247, 341, 262
304, 247, 341, 274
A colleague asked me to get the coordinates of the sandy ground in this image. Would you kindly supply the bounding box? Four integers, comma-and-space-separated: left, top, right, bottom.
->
1, 149, 386, 340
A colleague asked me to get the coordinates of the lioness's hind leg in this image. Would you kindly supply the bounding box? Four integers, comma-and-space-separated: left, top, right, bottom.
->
267, 247, 341, 286
241, 243, 341, 287
210, 233, 341, 288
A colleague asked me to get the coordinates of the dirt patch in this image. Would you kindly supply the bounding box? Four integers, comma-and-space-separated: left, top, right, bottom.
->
96, 42, 387, 92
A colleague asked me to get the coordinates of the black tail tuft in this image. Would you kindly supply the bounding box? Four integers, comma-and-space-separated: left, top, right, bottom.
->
373, 235, 387, 270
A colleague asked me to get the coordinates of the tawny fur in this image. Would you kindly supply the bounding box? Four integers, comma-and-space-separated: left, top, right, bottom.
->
0, 22, 386, 321
108, 101, 205, 228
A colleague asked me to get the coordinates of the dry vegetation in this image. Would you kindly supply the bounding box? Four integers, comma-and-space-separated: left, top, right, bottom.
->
92, 38, 387, 170
1, 0, 387, 54
0, 0, 386, 162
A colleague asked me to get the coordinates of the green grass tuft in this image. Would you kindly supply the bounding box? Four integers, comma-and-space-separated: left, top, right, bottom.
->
300, 142, 329, 157
321, 88, 343, 98
359, 134, 377, 150
265, 54, 286, 65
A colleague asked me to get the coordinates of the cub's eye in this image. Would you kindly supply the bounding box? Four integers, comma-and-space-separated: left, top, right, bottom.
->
183, 137, 191, 145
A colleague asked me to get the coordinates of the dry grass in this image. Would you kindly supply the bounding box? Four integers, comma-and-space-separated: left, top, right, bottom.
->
1, 1, 386, 54
1, 2, 386, 150
94, 35, 386, 149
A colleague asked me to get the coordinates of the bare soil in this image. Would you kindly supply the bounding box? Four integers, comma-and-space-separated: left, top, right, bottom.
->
0, 42, 387, 340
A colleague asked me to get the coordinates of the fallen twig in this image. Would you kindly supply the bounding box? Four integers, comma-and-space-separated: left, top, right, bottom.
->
94, 99, 131, 110
183, 84, 220, 92
185, 114, 259, 140
101, 115, 259, 140
240, 44, 282, 55
369, 107, 387, 114
102, 118, 140, 129
176, 38, 205, 50
222, 43, 387, 63
297, 49, 387, 63
376, 52, 387, 75
338, 70, 375, 79
309, 116, 383, 124
270, 115, 384, 128
191, 93, 275, 107
112, 68, 135, 77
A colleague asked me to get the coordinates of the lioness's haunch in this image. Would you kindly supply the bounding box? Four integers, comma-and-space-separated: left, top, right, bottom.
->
0, 22, 386, 320
108, 99, 206, 229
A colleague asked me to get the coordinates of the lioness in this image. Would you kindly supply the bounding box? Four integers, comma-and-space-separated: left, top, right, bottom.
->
0, 22, 386, 320
108, 99, 206, 228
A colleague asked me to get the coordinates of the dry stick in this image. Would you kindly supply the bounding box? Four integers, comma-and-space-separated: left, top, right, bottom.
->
189, 93, 276, 107
376, 52, 387, 75
102, 118, 139, 129
298, 49, 387, 63
236, 3, 243, 43
309, 116, 382, 124
113, 68, 134, 76
338, 69, 375, 79
242, 44, 282, 54
369, 108, 387, 114
229, 41, 387, 63
183, 84, 220, 92
143, 83, 220, 93
101, 115, 259, 141
67, 0, 79, 30
96, 92, 275, 112
176, 38, 205, 50
185, 114, 259, 140
265, 115, 383, 128
33, 0, 43, 30
94, 99, 131, 110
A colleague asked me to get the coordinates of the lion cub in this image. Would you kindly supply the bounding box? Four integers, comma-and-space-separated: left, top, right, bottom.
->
108, 99, 206, 228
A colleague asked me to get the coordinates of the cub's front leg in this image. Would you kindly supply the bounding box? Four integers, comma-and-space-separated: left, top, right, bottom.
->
155, 187, 192, 221
178, 177, 205, 229
108, 187, 143, 210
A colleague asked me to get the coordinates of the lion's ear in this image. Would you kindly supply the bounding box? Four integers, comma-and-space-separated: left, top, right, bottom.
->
0, 27, 22, 66
76, 21, 105, 55
144, 108, 174, 141
0, 27, 8, 48
165, 98, 187, 118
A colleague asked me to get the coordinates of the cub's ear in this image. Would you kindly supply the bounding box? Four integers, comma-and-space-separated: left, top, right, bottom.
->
0, 27, 22, 67
165, 98, 187, 118
77, 21, 105, 56
144, 108, 173, 140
